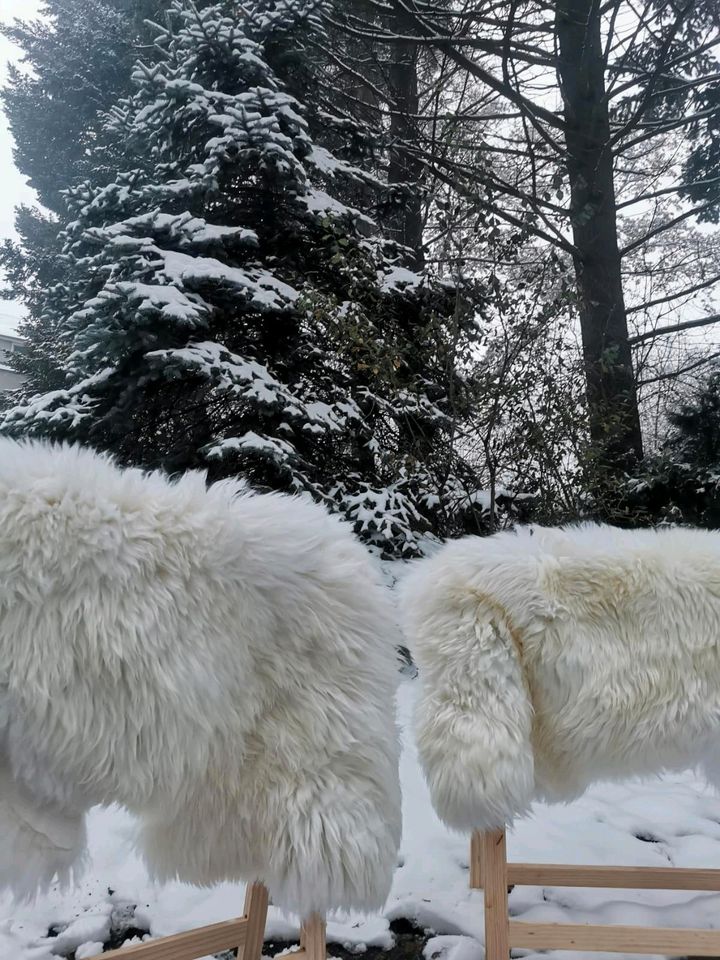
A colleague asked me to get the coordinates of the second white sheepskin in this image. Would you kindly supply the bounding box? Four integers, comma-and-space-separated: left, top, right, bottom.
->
400, 523, 720, 831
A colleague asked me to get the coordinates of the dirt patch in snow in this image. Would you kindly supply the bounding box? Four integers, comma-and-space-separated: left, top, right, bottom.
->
262, 918, 430, 960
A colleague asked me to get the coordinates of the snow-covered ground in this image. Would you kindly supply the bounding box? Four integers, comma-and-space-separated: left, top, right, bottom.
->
4, 680, 720, 960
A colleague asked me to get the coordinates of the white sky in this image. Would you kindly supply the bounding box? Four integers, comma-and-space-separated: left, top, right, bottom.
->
0, 0, 42, 336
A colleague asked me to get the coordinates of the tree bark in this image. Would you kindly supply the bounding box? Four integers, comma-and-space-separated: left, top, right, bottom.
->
556, 0, 644, 475
386, 9, 425, 270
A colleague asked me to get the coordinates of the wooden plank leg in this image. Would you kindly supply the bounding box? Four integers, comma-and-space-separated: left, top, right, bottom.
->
470, 830, 484, 889
238, 882, 269, 960
300, 914, 326, 960
483, 830, 510, 960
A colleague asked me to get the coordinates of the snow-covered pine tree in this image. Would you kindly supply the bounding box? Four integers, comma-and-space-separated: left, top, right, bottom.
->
1, 0, 168, 211
3, 0, 482, 557
1, 0, 177, 396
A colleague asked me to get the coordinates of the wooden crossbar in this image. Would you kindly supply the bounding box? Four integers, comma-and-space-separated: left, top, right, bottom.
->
99, 916, 249, 960
507, 862, 720, 890
508, 920, 720, 955
472, 829, 720, 958
97, 881, 326, 960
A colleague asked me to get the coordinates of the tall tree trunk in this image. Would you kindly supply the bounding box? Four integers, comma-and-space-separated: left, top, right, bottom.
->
556, 0, 644, 478
381, 7, 437, 466
387, 10, 424, 270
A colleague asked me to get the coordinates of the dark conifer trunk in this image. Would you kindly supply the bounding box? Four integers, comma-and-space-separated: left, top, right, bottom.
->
556, 0, 644, 477
386, 9, 424, 270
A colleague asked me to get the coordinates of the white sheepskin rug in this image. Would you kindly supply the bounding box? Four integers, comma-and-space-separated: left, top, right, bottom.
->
400, 523, 720, 833
0, 439, 401, 917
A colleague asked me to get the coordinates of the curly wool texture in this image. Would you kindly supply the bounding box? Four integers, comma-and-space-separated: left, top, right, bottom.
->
400, 524, 720, 832
0, 439, 401, 917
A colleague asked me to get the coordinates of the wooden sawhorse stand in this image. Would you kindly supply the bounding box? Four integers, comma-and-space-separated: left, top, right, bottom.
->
471, 829, 720, 958
101, 881, 326, 960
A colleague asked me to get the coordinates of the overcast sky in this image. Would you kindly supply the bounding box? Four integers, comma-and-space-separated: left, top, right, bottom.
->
0, 0, 42, 336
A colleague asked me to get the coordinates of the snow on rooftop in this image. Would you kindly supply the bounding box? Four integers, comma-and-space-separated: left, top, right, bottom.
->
0, 311, 23, 337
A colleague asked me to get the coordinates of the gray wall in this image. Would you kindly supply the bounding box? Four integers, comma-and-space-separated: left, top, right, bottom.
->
0, 334, 26, 391
0, 367, 25, 391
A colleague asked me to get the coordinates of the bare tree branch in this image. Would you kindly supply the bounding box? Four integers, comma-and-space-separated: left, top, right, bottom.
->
620, 199, 720, 256
638, 349, 720, 386
617, 176, 720, 209
627, 274, 720, 314
630, 314, 720, 346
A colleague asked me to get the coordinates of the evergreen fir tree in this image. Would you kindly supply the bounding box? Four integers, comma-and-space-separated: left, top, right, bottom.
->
629, 366, 720, 527
1, 0, 177, 395
2, 0, 482, 557
1, 1, 157, 210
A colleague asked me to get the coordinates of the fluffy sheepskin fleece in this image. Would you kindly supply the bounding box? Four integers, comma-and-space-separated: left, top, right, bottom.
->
400, 524, 720, 833
0, 439, 401, 917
